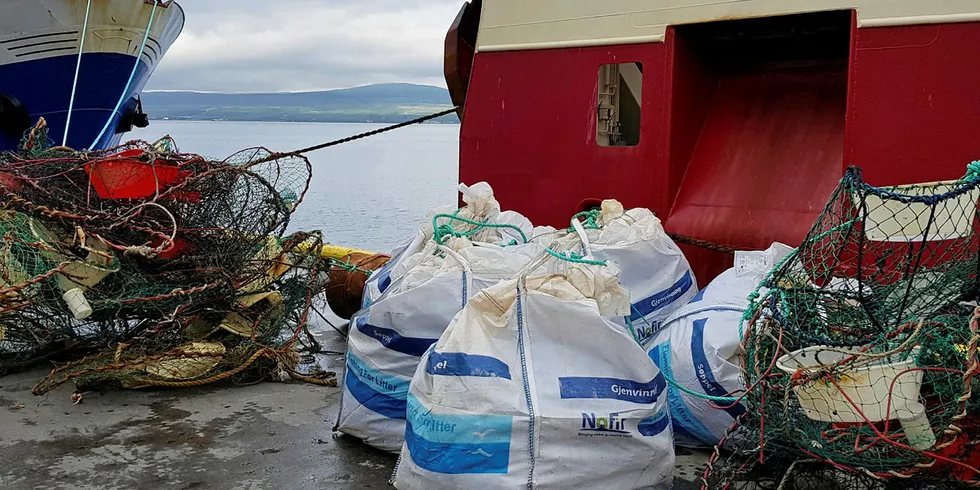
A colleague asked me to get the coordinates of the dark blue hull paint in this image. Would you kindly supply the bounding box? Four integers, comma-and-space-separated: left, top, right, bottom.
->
0, 52, 151, 151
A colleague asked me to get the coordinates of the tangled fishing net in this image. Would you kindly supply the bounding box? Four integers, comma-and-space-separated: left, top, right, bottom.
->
704, 164, 980, 488
0, 119, 342, 394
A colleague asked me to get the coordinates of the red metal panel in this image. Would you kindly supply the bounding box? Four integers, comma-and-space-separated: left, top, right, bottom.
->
459, 44, 670, 227
665, 66, 849, 282
845, 22, 980, 186
458, 20, 980, 286
664, 27, 717, 204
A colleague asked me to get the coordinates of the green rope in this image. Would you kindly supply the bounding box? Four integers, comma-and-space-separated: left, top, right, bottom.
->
544, 248, 606, 266
327, 257, 374, 276
730, 165, 980, 476
624, 315, 641, 345
968, 160, 980, 179
664, 368, 738, 403
432, 213, 528, 245
569, 210, 601, 230
740, 247, 799, 338
627, 307, 740, 404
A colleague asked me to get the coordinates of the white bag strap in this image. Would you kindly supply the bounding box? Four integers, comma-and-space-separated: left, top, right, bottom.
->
570, 216, 593, 258
434, 244, 475, 303
516, 241, 561, 281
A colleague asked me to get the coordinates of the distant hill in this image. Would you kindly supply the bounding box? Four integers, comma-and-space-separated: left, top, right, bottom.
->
141, 83, 458, 124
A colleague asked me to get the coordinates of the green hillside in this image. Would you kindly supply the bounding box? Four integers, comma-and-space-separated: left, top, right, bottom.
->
141, 83, 458, 124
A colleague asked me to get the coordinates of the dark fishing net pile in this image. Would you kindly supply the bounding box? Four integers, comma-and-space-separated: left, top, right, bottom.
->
704, 164, 980, 489
0, 120, 337, 394
701, 423, 973, 490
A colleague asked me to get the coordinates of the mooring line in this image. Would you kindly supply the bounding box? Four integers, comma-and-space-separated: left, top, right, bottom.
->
252, 106, 460, 165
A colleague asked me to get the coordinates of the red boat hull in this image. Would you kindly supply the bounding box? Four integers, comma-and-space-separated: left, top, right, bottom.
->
457, 12, 980, 284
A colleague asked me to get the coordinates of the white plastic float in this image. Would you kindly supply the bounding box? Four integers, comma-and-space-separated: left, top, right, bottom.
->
776, 345, 935, 450
29, 218, 117, 320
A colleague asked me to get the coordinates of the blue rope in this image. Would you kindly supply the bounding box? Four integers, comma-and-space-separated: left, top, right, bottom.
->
89, 0, 159, 149
63, 0, 93, 146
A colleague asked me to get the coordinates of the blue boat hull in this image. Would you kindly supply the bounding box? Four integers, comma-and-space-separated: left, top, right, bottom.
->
0, 51, 150, 151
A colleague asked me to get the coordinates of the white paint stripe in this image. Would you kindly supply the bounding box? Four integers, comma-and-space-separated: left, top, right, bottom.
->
478, 34, 666, 53
858, 12, 980, 28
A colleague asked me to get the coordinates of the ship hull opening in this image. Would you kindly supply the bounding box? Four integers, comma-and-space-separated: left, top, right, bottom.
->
666, 11, 853, 282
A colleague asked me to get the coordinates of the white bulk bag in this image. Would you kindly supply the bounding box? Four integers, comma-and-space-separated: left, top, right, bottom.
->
362, 182, 532, 308
362, 229, 427, 308
645, 243, 792, 447
337, 240, 543, 452
574, 200, 697, 344
393, 255, 674, 490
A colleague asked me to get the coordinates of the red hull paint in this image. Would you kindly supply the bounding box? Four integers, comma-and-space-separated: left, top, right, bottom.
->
846, 22, 980, 186
666, 66, 849, 280
459, 43, 671, 225
459, 20, 980, 284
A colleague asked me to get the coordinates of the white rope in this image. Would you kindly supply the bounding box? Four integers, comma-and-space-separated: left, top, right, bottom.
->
62, 0, 93, 146
89, 0, 160, 149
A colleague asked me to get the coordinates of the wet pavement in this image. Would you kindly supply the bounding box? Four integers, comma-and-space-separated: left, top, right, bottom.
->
0, 330, 709, 490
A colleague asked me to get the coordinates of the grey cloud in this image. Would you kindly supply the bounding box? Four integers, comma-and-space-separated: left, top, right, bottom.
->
147, 0, 463, 92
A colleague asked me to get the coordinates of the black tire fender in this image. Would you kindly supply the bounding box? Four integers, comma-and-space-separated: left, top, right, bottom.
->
0, 93, 30, 139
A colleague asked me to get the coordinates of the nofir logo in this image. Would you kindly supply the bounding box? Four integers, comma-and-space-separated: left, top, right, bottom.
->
579, 412, 631, 437
634, 321, 664, 341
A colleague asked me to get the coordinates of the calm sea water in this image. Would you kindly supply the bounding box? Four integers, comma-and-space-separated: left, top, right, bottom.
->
131, 121, 460, 253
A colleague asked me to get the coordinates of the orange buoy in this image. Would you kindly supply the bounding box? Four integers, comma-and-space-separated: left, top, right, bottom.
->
325, 252, 390, 319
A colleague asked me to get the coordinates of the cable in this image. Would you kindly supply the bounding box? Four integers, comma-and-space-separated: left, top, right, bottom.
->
89, 0, 159, 149
249, 106, 459, 165
63, 0, 93, 146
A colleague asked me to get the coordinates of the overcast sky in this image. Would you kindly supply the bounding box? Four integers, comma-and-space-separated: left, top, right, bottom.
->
146, 0, 462, 93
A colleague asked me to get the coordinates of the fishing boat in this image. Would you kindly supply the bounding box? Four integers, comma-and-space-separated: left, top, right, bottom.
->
444, 0, 980, 285
0, 0, 184, 151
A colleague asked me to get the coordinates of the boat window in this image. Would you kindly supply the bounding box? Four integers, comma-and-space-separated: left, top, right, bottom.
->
597, 62, 642, 147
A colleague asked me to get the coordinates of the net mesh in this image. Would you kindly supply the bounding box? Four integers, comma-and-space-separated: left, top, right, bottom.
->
0, 120, 337, 393
703, 422, 976, 490
707, 164, 980, 487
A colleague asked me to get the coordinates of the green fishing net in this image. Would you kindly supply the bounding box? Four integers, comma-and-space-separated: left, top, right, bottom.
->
706, 164, 980, 487
0, 121, 336, 393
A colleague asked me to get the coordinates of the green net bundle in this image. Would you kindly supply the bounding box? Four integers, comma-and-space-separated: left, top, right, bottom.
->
705, 165, 980, 488
0, 120, 337, 393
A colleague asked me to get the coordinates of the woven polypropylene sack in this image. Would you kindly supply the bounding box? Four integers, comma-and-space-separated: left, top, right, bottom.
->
337, 241, 543, 452
362, 182, 533, 308
579, 200, 698, 344
645, 243, 792, 447
393, 258, 674, 489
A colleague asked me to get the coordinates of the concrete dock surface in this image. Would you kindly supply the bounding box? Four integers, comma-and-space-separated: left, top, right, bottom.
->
0, 331, 709, 490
